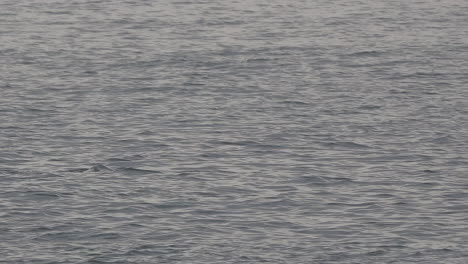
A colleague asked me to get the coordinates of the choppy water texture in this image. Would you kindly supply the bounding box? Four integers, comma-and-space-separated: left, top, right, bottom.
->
2, 0, 468, 263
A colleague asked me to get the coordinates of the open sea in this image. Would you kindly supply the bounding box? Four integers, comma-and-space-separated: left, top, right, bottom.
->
1, 0, 468, 263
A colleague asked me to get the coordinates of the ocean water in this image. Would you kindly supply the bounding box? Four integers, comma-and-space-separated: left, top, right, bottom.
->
1, 0, 468, 263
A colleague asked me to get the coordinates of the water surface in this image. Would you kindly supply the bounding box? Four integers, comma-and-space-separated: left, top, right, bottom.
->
1, 0, 468, 263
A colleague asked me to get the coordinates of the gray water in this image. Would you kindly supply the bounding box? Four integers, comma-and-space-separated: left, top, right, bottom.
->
2, 0, 468, 263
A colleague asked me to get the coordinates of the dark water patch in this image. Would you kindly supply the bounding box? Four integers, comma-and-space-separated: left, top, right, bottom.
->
322, 141, 371, 149
442, 192, 468, 199
341, 59, 411, 68
366, 250, 387, 256
422, 135, 455, 144
257, 185, 298, 192
345, 50, 385, 57
27, 191, 62, 201
279, 100, 309, 107
213, 140, 260, 146
119, 167, 161, 175
105, 157, 131, 162
65, 168, 90, 173
355, 154, 434, 163
37, 230, 87, 241
190, 191, 221, 198
358, 104, 381, 110
145, 202, 196, 211
90, 232, 123, 240
421, 169, 438, 174
88, 164, 113, 172
390, 72, 449, 80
